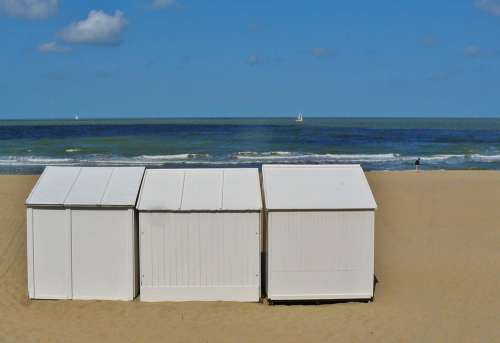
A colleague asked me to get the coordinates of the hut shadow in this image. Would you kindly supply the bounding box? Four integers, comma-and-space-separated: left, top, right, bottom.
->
261, 274, 379, 306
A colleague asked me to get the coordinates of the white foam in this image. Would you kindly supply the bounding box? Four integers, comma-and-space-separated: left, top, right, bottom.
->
420, 154, 465, 161
0, 157, 75, 166
234, 152, 399, 162
140, 153, 209, 160
0, 152, 499, 168
470, 154, 500, 162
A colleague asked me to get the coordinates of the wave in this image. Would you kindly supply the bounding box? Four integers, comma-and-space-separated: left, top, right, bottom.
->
418, 154, 465, 162
0, 157, 75, 166
236, 151, 292, 157
234, 152, 400, 162
0, 152, 499, 168
139, 153, 209, 160
470, 154, 500, 162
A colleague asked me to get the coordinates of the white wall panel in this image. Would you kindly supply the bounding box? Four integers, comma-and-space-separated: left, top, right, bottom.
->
268, 211, 374, 300
32, 209, 72, 299
71, 210, 136, 300
140, 212, 261, 301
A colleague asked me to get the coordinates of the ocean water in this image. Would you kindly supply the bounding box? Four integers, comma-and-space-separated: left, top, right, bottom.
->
1, 118, 499, 174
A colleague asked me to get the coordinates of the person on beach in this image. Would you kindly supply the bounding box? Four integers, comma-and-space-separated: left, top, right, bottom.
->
415, 157, 421, 171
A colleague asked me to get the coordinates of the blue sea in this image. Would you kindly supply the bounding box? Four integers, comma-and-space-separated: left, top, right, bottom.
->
1, 118, 499, 174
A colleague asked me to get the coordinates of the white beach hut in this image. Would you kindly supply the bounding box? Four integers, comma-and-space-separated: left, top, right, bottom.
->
262, 164, 377, 301
26, 166, 145, 300
137, 168, 262, 302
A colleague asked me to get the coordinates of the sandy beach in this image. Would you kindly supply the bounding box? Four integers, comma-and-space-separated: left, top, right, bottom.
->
1, 171, 499, 343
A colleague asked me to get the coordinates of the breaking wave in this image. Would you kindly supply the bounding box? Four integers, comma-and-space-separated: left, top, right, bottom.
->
139, 153, 209, 160
469, 154, 500, 162
0, 152, 499, 168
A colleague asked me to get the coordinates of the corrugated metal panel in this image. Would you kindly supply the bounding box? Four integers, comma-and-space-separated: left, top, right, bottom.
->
101, 167, 145, 206
139, 212, 261, 301
181, 170, 223, 210
26, 167, 81, 206
222, 169, 261, 210
137, 169, 184, 211
262, 164, 377, 210
268, 211, 374, 300
137, 168, 262, 211
64, 167, 114, 206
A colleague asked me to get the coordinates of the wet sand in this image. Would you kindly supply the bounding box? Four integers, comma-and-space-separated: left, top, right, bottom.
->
0, 171, 499, 342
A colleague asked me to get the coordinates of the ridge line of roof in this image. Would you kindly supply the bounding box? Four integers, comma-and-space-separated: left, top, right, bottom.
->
98, 167, 116, 206
62, 167, 83, 205
179, 170, 187, 210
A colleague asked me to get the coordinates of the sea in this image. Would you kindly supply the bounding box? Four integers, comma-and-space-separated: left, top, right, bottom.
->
1, 117, 499, 174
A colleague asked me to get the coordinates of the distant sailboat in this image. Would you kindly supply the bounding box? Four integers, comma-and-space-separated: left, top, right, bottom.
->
74, 114, 79, 121
295, 112, 304, 123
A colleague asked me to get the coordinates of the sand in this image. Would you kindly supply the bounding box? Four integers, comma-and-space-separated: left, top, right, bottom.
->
0, 171, 499, 343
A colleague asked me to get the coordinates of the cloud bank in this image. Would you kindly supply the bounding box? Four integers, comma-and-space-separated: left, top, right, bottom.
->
0, 0, 58, 19
59, 10, 126, 45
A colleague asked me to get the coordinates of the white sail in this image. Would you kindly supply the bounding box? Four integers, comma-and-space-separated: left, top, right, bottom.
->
296, 112, 303, 122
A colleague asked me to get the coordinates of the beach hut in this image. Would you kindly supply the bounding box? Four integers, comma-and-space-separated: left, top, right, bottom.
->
262, 164, 377, 301
26, 166, 145, 300
137, 168, 262, 302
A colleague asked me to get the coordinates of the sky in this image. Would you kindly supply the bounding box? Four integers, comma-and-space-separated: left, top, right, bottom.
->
1, 0, 500, 119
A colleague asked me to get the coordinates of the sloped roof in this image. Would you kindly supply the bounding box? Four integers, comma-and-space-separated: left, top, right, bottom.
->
262, 164, 377, 210
137, 168, 262, 211
26, 166, 145, 207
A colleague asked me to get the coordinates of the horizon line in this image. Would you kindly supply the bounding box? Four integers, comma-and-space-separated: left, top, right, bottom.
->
1, 115, 500, 121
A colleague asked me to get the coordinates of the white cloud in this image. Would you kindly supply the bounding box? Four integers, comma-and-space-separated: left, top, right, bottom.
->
59, 10, 126, 45
0, 0, 58, 19
38, 41, 70, 53
474, 0, 500, 16
151, 0, 177, 10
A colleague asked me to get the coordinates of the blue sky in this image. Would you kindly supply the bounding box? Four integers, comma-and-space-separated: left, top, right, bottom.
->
1, 0, 500, 118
